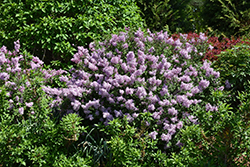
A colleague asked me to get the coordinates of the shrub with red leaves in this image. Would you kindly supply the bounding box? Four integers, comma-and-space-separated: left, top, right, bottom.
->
169, 32, 250, 62
203, 36, 250, 62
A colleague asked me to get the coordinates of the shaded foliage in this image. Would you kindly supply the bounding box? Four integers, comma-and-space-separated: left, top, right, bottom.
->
135, 0, 195, 33
201, 0, 250, 38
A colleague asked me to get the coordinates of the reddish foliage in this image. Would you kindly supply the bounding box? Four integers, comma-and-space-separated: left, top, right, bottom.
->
202, 36, 249, 62
171, 32, 250, 62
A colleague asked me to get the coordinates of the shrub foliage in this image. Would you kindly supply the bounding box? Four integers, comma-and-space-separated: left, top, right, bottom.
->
0, 0, 145, 67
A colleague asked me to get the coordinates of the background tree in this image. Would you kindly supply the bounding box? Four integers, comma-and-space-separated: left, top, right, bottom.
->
201, 0, 250, 38
135, 0, 194, 33
187, 0, 206, 33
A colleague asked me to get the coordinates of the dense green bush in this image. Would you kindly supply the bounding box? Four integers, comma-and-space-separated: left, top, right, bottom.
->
212, 43, 250, 109
174, 90, 250, 167
0, 0, 145, 68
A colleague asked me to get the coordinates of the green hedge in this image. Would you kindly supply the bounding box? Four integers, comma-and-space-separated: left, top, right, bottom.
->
0, 0, 145, 67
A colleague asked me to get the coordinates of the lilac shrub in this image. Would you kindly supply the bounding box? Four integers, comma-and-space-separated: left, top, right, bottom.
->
0, 41, 67, 120
43, 28, 223, 149
0, 41, 90, 166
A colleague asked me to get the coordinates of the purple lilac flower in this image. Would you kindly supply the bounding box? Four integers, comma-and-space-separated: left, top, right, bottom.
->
0, 72, 10, 81
125, 87, 134, 95
148, 104, 155, 111
171, 117, 178, 123
14, 40, 20, 53
163, 122, 170, 130
149, 131, 158, 140
103, 66, 114, 76
87, 114, 94, 121
126, 51, 135, 62
137, 41, 145, 50
148, 94, 159, 104
132, 113, 139, 118
121, 63, 128, 72
199, 79, 210, 89
180, 82, 193, 91
84, 110, 91, 114
176, 140, 184, 148
118, 34, 126, 42
199, 32, 207, 41
179, 75, 191, 82
125, 99, 137, 111
168, 107, 178, 116
136, 86, 147, 99
148, 47, 155, 53
30, 61, 40, 69
0, 53, 7, 65
59, 75, 69, 82
111, 56, 119, 64
171, 99, 177, 105
179, 49, 191, 59
102, 81, 112, 91
19, 86, 25, 93
152, 111, 162, 119
225, 80, 231, 89
206, 103, 218, 111
25, 102, 33, 107
160, 85, 169, 96
174, 39, 182, 47
107, 97, 115, 103
206, 103, 212, 111
191, 86, 201, 94
26, 81, 31, 87
88, 63, 98, 71
115, 48, 121, 55
71, 53, 82, 64
158, 99, 171, 106
176, 121, 183, 129
114, 110, 123, 117
99, 88, 110, 98
122, 43, 129, 49
124, 113, 134, 122
188, 115, 198, 124
167, 124, 177, 135
134, 28, 144, 38
32, 56, 43, 65
19, 107, 24, 115
161, 133, 172, 142
157, 33, 164, 41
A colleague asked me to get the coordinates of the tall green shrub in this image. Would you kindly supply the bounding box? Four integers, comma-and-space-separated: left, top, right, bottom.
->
0, 0, 145, 67
201, 0, 250, 38
135, 0, 194, 33
187, 0, 206, 33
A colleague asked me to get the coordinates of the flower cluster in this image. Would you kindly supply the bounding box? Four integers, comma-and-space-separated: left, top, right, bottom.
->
43, 28, 223, 148
0, 41, 64, 119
